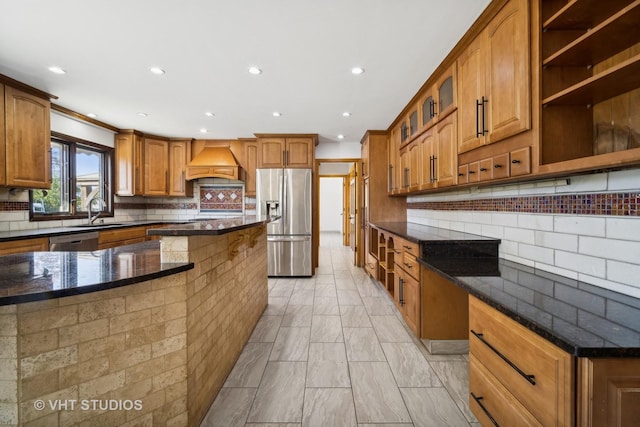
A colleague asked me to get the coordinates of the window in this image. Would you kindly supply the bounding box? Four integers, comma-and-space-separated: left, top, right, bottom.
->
30, 132, 114, 220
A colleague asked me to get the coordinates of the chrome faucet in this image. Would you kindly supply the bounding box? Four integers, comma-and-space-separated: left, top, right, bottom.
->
88, 196, 105, 225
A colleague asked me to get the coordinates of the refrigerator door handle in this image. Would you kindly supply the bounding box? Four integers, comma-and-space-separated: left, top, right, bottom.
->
267, 235, 312, 242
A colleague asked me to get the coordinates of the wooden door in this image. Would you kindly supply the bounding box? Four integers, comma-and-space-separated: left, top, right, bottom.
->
435, 112, 458, 188
399, 148, 409, 194
403, 270, 420, 336
388, 128, 401, 194
408, 140, 421, 191
258, 138, 285, 168
457, 36, 485, 154
144, 138, 169, 196
169, 140, 192, 196
485, 0, 530, 144
244, 141, 258, 196
285, 137, 313, 168
418, 128, 435, 190
4, 86, 51, 188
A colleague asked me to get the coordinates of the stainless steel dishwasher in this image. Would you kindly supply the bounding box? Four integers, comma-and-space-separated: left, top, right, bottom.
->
49, 232, 99, 251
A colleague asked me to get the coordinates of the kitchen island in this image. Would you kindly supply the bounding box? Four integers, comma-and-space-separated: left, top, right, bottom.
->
0, 217, 270, 427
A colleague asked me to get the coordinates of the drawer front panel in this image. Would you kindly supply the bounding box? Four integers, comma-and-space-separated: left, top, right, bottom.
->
365, 252, 378, 280
492, 153, 510, 179
510, 147, 531, 176
470, 354, 542, 427
401, 252, 419, 280
469, 296, 573, 427
99, 226, 147, 244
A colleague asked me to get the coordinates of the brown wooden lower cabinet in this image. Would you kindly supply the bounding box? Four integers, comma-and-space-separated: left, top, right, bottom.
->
469, 295, 640, 426
0, 237, 48, 255
98, 226, 149, 249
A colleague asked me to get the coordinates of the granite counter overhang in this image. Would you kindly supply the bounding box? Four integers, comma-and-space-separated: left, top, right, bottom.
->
420, 257, 640, 358
0, 216, 273, 306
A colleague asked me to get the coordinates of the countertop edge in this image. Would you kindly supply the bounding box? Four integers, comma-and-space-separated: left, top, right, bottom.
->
147, 217, 271, 236
417, 257, 640, 358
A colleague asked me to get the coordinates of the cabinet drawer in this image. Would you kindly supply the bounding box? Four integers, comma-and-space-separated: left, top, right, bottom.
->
492, 153, 510, 179
98, 226, 147, 245
470, 354, 541, 427
365, 252, 378, 280
458, 164, 469, 184
468, 161, 479, 183
401, 252, 419, 280
469, 296, 573, 427
510, 147, 531, 176
400, 240, 419, 258
478, 158, 493, 181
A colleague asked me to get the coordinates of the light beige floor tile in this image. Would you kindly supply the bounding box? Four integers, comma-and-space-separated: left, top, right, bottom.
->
315, 274, 336, 285
315, 285, 337, 298
264, 296, 290, 316
357, 282, 385, 297
340, 306, 371, 327
249, 316, 283, 343
349, 362, 411, 424
381, 343, 441, 388
369, 315, 412, 343
247, 361, 307, 423
302, 388, 357, 427
306, 343, 350, 387
343, 328, 386, 362
245, 424, 301, 427
361, 296, 395, 315
201, 387, 256, 426
430, 360, 475, 422
313, 296, 340, 315
295, 279, 316, 290
358, 424, 413, 427
224, 342, 272, 387
269, 327, 310, 361
335, 278, 357, 290
400, 387, 469, 427
337, 289, 363, 306
290, 289, 315, 305
310, 316, 343, 343
282, 305, 313, 327
270, 284, 295, 297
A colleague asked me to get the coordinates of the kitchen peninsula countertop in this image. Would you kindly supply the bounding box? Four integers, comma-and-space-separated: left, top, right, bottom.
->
146, 215, 272, 236
0, 241, 193, 306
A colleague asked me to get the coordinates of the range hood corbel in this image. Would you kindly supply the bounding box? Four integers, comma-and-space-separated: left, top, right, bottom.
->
185, 146, 243, 181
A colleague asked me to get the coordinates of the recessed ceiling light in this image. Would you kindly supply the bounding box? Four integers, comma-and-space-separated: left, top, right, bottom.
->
137, 112, 148, 117
337, 134, 345, 139
205, 112, 214, 117
248, 66, 262, 75
149, 67, 165, 75
272, 112, 282, 117
200, 128, 208, 133
86, 113, 97, 119
342, 112, 351, 117
48, 66, 66, 75
351, 67, 365, 75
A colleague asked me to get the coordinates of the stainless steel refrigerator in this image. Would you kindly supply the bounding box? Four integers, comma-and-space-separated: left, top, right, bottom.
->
256, 168, 312, 276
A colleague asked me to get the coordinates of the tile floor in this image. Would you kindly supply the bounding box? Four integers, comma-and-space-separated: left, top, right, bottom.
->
200, 232, 478, 426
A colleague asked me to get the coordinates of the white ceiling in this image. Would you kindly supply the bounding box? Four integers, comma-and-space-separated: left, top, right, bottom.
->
0, 0, 490, 144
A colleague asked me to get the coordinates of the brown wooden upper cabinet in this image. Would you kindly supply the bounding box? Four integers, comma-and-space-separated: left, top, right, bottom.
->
242, 139, 258, 196
169, 139, 193, 197
257, 135, 315, 168
143, 137, 169, 196
458, 0, 530, 154
1, 84, 51, 189
539, 0, 640, 173
387, 127, 402, 194
115, 130, 144, 196
420, 63, 457, 131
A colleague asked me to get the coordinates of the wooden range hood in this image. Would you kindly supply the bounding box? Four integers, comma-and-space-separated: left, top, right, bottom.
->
185, 146, 242, 180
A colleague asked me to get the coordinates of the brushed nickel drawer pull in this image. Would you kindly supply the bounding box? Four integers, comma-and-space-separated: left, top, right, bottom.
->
471, 330, 536, 385
470, 393, 499, 427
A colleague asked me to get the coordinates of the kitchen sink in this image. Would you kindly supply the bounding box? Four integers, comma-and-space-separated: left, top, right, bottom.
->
68, 223, 125, 228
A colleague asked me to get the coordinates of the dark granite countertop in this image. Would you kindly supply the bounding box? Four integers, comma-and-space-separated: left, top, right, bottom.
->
147, 215, 272, 236
420, 257, 640, 357
371, 221, 498, 244
0, 241, 193, 306
0, 220, 190, 243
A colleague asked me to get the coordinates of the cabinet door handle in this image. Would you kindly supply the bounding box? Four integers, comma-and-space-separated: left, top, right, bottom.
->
403, 262, 413, 269
494, 164, 502, 169
470, 330, 536, 385
399, 277, 405, 306
470, 393, 499, 427
480, 96, 488, 136
475, 99, 481, 137
458, 173, 464, 177
388, 165, 393, 192
480, 168, 488, 172
468, 170, 476, 174
511, 159, 521, 164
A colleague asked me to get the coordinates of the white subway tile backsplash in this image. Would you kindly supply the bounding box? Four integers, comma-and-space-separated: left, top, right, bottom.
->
607, 169, 640, 191
499, 240, 518, 257
481, 224, 504, 239
577, 274, 640, 299
557, 173, 608, 193
492, 213, 518, 227
579, 236, 640, 265
554, 216, 606, 237
503, 254, 535, 267
607, 260, 640, 287
504, 227, 535, 244
606, 218, 640, 241
464, 223, 482, 236
534, 231, 578, 252
531, 262, 579, 281
518, 243, 554, 264
556, 251, 606, 278
517, 214, 553, 231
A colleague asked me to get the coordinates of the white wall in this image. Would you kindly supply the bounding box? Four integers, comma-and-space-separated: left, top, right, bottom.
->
320, 177, 343, 232
315, 140, 361, 159
408, 168, 640, 298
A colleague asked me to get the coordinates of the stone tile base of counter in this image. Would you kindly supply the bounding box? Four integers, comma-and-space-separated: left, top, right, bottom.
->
0, 226, 268, 427
420, 338, 469, 355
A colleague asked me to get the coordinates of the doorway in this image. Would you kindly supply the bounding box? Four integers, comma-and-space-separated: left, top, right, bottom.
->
313, 158, 362, 268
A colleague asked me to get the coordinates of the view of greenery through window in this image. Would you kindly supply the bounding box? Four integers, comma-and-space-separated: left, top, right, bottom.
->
31, 138, 109, 216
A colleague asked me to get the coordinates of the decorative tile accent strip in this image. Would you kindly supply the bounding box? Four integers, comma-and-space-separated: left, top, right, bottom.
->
113, 202, 148, 210
0, 201, 29, 211
408, 192, 640, 216
200, 186, 244, 213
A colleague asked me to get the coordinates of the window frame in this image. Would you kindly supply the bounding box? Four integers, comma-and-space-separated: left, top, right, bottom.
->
29, 131, 115, 221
